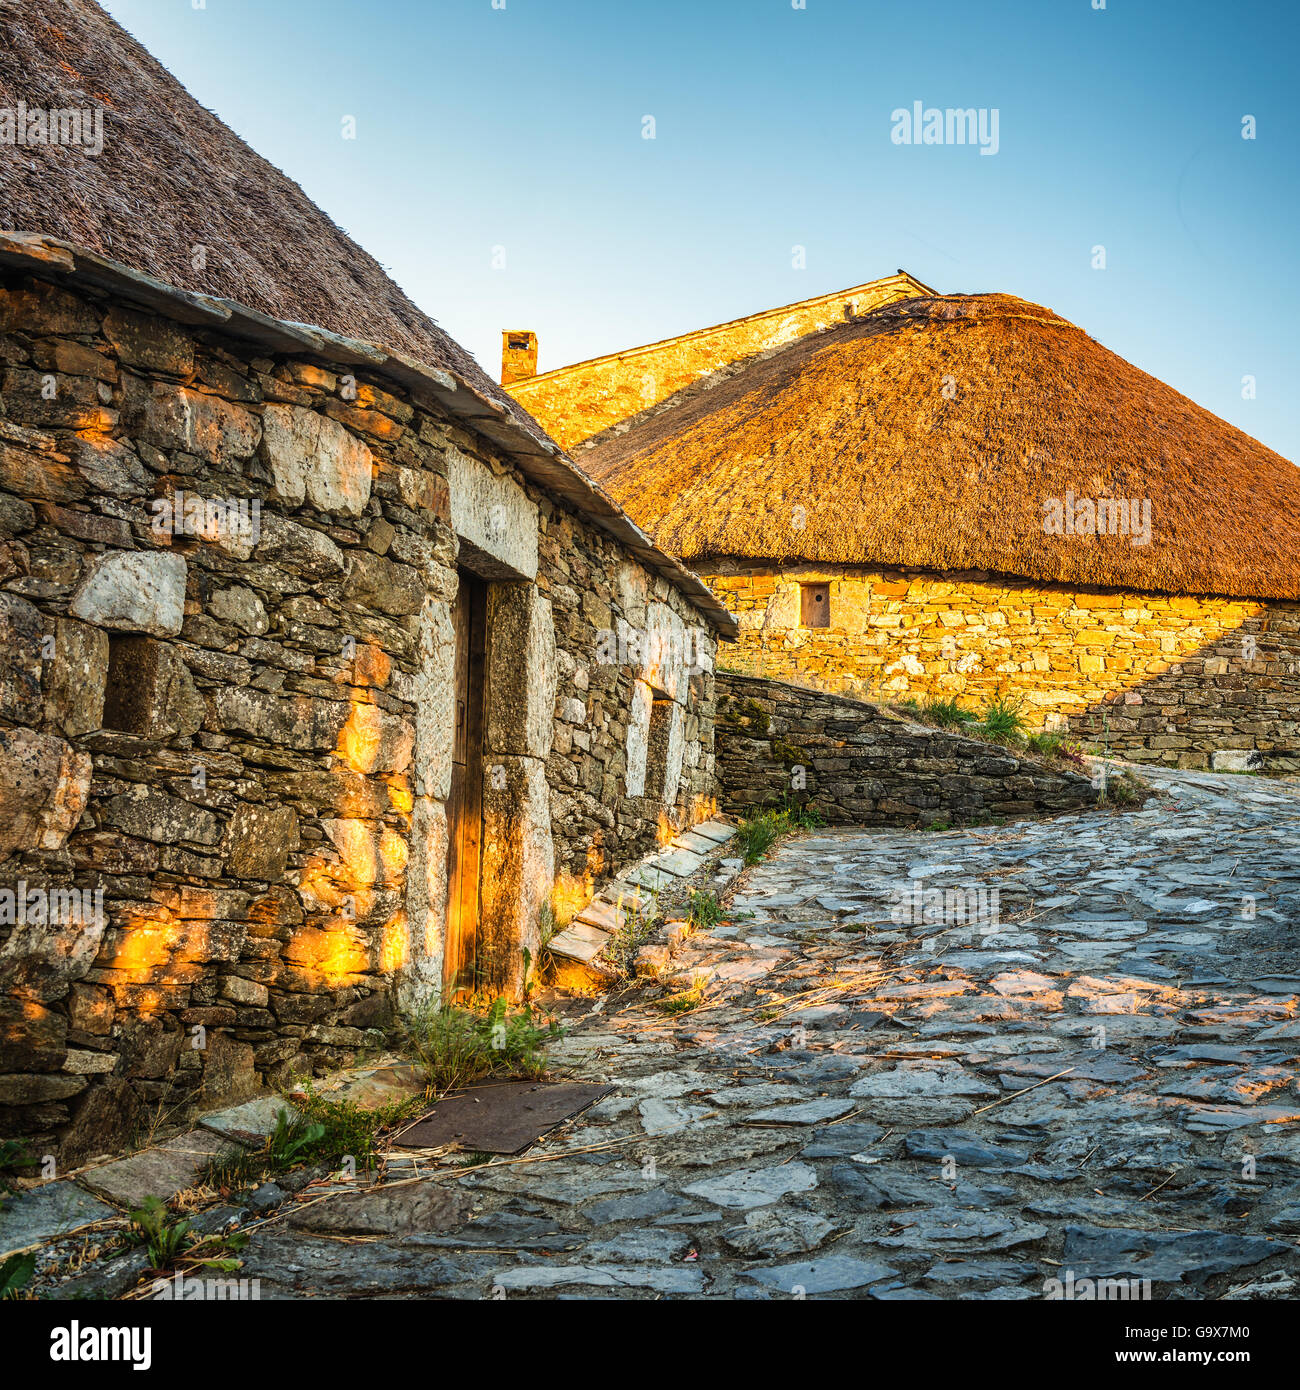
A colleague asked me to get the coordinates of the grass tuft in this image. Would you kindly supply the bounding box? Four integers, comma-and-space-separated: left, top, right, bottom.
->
398, 998, 562, 1094
978, 693, 1028, 744
733, 799, 823, 866
687, 888, 724, 930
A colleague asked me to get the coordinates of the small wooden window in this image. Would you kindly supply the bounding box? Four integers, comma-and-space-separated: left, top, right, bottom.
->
801, 583, 830, 629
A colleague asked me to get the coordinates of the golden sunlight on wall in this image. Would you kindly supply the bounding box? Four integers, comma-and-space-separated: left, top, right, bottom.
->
706, 566, 1300, 765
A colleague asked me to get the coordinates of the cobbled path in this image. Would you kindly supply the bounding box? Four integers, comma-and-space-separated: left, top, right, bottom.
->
241, 767, 1300, 1299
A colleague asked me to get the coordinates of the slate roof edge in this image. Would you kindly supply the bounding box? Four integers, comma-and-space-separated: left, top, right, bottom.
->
0, 231, 737, 639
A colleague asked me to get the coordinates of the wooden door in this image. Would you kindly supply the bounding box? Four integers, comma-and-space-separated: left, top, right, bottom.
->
444, 570, 487, 1000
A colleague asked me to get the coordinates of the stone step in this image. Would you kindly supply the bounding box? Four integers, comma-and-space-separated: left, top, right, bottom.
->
0, 1181, 117, 1258
621, 864, 676, 892
199, 1095, 300, 1145
690, 820, 737, 844
575, 897, 625, 933
79, 1129, 245, 1209
673, 830, 720, 854
652, 847, 706, 878
549, 921, 612, 965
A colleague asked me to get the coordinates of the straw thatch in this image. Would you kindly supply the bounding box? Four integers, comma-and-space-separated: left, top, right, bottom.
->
579, 293, 1300, 601
0, 0, 544, 443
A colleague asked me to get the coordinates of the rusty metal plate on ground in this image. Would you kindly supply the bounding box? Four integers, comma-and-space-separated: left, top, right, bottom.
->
394, 1081, 612, 1155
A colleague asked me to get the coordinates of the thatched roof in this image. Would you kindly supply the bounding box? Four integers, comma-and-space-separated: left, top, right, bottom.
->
579, 293, 1300, 601
507, 271, 936, 450
0, 0, 737, 634
0, 0, 543, 444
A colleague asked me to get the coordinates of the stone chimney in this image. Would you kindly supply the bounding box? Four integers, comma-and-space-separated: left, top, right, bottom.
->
501, 330, 538, 385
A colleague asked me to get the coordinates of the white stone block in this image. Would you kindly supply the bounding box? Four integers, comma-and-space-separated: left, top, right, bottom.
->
260, 403, 373, 516
70, 550, 186, 636
447, 445, 538, 580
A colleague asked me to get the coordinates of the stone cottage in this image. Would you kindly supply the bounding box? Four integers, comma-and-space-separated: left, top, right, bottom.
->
508, 289, 1300, 771
0, 0, 733, 1161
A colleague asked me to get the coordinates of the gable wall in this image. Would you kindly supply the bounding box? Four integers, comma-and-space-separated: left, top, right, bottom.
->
507, 274, 929, 449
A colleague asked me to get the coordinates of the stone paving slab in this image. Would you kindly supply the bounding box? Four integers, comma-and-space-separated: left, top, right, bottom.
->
200, 1096, 300, 1144
319, 1062, 426, 1111
79, 1129, 243, 1208
549, 923, 610, 964
0, 1181, 118, 1255
690, 821, 737, 844
204, 769, 1300, 1298
619, 864, 676, 892
574, 898, 624, 932
652, 847, 707, 878
673, 830, 720, 854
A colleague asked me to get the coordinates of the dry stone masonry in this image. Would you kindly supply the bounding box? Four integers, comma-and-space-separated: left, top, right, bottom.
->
707, 564, 1300, 772
0, 258, 721, 1163
716, 671, 1099, 825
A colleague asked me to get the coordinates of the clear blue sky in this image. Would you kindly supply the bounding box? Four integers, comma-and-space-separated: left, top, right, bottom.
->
103, 0, 1299, 460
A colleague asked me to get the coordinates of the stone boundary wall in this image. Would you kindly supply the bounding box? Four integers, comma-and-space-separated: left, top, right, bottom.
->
704, 563, 1300, 771
0, 267, 718, 1163
716, 672, 1099, 826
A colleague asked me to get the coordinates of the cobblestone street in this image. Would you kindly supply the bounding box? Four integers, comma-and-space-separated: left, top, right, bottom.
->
229, 767, 1300, 1299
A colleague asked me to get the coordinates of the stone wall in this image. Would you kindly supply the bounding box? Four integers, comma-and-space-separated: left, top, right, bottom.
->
0, 266, 718, 1162
506, 274, 929, 449
704, 562, 1300, 771
716, 672, 1099, 826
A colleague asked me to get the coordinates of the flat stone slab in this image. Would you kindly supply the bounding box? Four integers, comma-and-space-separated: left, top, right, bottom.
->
673, 830, 720, 854
850, 1065, 999, 1100
200, 1095, 299, 1145
682, 1161, 818, 1210
690, 821, 737, 844
80, 1130, 241, 1208
722, 1208, 840, 1257
638, 1098, 717, 1136
1183, 1104, 1300, 1133
287, 1183, 472, 1236
652, 847, 706, 878
0, 1181, 118, 1255
585, 1187, 690, 1224
1061, 1224, 1280, 1283
490, 1263, 705, 1293
237, 1229, 499, 1295
902, 1129, 1029, 1169
620, 864, 676, 892
575, 897, 624, 932
742, 1256, 898, 1294
321, 1063, 427, 1112
873, 1214, 1048, 1251
549, 922, 611, 965
743, 1098, 857, 1125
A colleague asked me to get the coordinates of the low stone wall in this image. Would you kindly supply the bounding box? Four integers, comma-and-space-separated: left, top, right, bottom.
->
716, 672, 1099, 826
704, 562, 1300, 771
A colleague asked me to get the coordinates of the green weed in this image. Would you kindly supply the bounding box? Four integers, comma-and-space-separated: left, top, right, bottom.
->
979, 693, 1028, 745
399, 998, 562, 1094
128, 1197, 192, 1269
733, 800, 820, 865
687, 888, 724, 930
0, 1251, 35, 1300
603, 890, 661, 977
654, 978, 706, 1014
